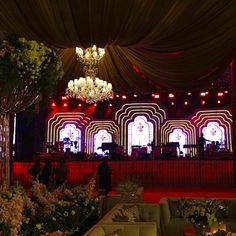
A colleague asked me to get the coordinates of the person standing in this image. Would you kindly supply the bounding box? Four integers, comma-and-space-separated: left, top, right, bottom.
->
97, 157, 112, 195
54, 158, 68, 188
41, 160, 52, 189
28, 161, 41, 182
198, 133, 206, 158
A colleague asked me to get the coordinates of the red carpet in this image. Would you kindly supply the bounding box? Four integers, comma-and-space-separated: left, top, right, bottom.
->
142, 186, 236, 203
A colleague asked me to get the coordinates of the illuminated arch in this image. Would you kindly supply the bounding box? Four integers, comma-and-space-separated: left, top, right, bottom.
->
115, 103, 167, 153
47, 112, 91, 149
161, 120, 197, 156
191, 109, 232, 151
85, 121, 120, 154
94, 130, 112, 154
127, 115, 154, 155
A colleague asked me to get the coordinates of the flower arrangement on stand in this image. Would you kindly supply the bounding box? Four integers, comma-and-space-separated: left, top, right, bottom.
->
117, 179, 140, 203
0, 177, 100, 236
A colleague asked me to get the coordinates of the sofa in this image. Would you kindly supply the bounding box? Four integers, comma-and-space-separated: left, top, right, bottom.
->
83, 222, 157, 236
99, 203, 161, 236
100, 187, 144, 217
159, 197, 236, 236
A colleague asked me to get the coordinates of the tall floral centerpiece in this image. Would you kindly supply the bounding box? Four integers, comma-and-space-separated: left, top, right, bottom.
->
0, 34, 63, 187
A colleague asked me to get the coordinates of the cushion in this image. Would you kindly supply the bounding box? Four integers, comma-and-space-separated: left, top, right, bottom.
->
105, 229, 124, 236
222, 200, 236, 218
168, 199, 182, 218
112, 204, 140, 222
88, 225, 105, 236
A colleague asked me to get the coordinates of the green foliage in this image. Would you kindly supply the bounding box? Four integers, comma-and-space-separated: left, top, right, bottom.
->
0, 34, 63, 97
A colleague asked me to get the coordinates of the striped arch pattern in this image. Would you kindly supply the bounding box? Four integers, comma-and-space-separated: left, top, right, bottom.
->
191, 109, 233, 151
85, 121, 120, 154
161, 120, 197, 156
114, 103, 167, 149
47, 112, 91, 144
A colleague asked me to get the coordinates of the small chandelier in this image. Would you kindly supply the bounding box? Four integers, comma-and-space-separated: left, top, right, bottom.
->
75, 45, 105, 66
66, 45, 113, 104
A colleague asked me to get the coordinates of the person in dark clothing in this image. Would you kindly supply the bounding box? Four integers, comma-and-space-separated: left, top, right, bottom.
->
198, 133, 206, 158
54, 158, 68, 188
41, 160, 52, 189
97, 157, 112, 195
28, 161, 41, 181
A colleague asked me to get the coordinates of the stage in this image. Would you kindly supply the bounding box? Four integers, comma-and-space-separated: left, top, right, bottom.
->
12, 154, 235, 189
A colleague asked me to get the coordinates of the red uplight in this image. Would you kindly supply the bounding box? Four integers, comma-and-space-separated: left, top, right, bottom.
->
217, 100, 221, 104
109, 103, 112, 107
224, 90, 228, 94
122, 95, 127, 99
201, 100, 206, 105
51, 102, 56, 108
187, 92, 191, 96
171, 102, 174, 105
184, 101, 188, 106
168, 93, 174, 98
78, 104, 82, 107
133, 94, 137, 98
94, 103, 97, 107
63, 103, 68, 107
217, 92, 223, 97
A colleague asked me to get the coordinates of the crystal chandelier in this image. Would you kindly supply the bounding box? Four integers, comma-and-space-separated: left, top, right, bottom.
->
66, 45, 113, 104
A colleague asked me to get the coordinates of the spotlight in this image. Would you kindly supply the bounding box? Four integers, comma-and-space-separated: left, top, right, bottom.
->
184, 101, 188, 106
201, 100, 206, 105
63, 102, 68, 107
217, 100, 221, 104
153, 94, 160, 99
169, 93, 174, 98
61, 96, 67, 100
109, 103, 112, 107
217, 92, 223, 97
51, 102, 56, 108
122, 95, 127, 99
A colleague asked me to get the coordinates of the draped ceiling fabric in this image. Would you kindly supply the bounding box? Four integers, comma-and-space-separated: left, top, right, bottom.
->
0, 0, 236, 94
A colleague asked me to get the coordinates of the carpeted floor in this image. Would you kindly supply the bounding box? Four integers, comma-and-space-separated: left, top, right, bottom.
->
142, 186, 236, 203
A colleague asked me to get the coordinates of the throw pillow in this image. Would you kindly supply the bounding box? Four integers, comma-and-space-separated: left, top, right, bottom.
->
105, 229, 124, 236
112, 204, 140, 222
168, 199, 182, 218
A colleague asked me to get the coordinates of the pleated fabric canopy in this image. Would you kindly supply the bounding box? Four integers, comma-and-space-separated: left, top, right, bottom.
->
0, 0, 236, 94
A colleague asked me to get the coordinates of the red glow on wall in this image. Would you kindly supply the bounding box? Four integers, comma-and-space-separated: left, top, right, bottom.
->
132, 64, 141, 74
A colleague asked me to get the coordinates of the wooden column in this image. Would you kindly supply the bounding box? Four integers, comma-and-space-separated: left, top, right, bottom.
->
230, 60, 236, 187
